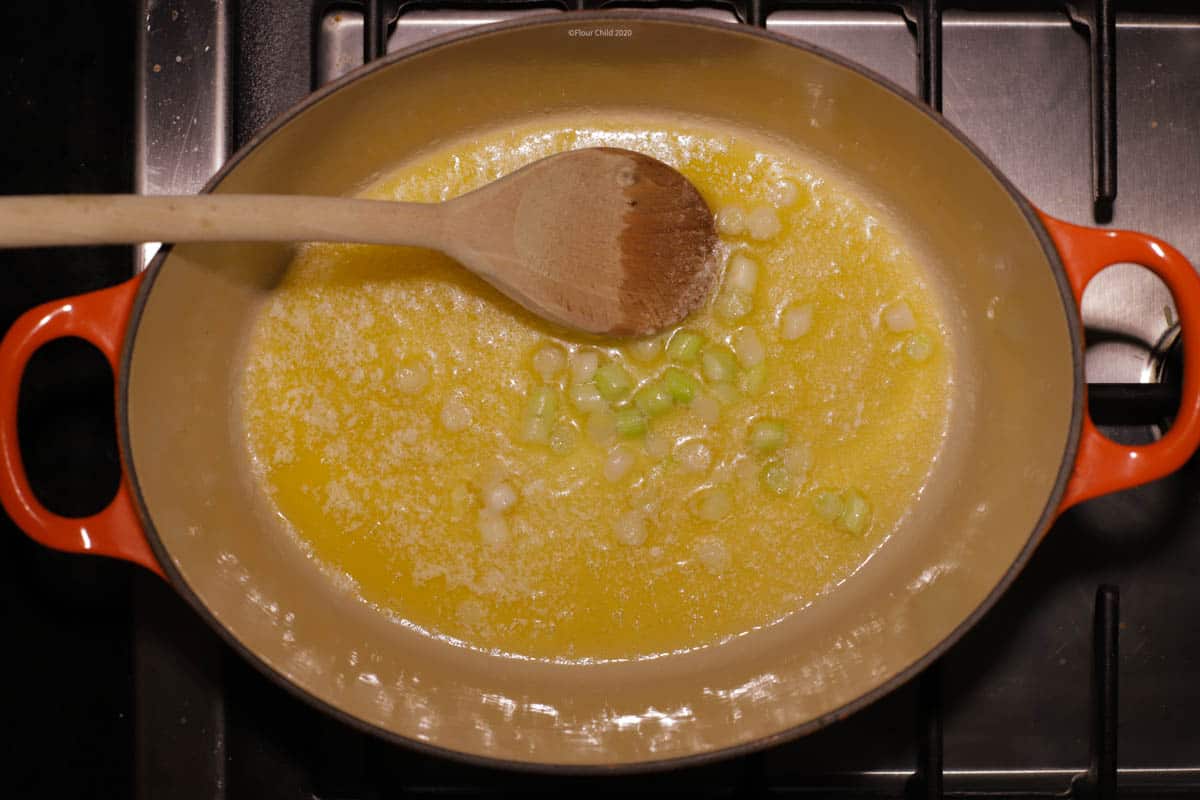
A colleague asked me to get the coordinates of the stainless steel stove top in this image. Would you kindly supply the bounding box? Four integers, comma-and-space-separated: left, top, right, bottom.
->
132, 2, 1200, 794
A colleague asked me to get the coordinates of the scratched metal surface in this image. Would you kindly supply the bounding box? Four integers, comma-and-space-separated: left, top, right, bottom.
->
134, 0, 232, 270
940, 11, 1200, 391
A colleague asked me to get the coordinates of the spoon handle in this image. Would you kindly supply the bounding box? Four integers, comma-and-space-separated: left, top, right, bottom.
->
0, 194, 448, 250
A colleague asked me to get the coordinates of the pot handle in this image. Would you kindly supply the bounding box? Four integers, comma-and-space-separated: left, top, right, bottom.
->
1039, 211, 1200, 511
0, 275, 162, 575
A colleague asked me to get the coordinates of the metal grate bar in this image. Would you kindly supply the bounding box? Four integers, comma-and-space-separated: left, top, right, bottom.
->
908, 661, 945, 799
1090, 586, 1120, 800
364, 0, 393, 61
1066, 0, 1117, 222
915, 0, 942, 109
1072, 586, 1119, 800
133, 575, 228, 800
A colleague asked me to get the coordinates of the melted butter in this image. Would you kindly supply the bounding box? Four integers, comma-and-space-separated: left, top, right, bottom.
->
239, 117, 952, 662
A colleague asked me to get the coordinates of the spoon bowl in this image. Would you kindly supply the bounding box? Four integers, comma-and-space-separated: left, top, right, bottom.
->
0, 147, 719, 336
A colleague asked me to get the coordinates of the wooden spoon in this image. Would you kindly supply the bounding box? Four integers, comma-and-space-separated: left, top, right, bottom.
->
0, 147, 718, 336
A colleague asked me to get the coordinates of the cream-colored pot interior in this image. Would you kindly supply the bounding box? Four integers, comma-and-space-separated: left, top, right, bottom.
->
123, 14, 1080, 768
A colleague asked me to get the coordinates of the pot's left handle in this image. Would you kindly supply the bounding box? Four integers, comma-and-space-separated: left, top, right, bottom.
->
0, 276, 163, 576
1040, 212, 1200, 512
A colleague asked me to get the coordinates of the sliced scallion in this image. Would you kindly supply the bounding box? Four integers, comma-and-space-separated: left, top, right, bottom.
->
702, 345, 737, 383
569, 382, 607, 413
662, 367, 699, 404
838, 489, 871, 534
520, 387, 558, 444
761, 462, 791, 495
594, 362, 634, 401
716, 289, 754, 321
634, 382, 674, 417
529, 386, 557, 419
814, 491, 844, 521
905, 332, 933, 362
739, 364, 767, 396
725, 254, 758, 294
667, 330, 705, 363
629, 338, 663, 362
748, 418, 788, 453
614, 408, 648, 439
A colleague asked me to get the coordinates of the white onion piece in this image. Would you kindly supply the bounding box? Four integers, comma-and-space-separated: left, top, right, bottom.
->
726, 254, 758, 294
395, 362, 429, 394
905, 332, 933, 362
782, 444, 812, 477
569, 383, 606, 413
732, 327, 765, 367
569, 350, 598, 384
604, 446, 636, 482
716, 205, 746, 236
629, 338, 662, 362
440, 397, 471, 432
675, 440, 712, 472
882, 301, 916, 332
695, 487, 732, 521
614, 511, 648, 546
532, 345, 565, 381
767, 179, 799, 207
780, 304, 813, 340
478, 510, 509, 546
746, 206, 781, 240
484, 482, 517, 513
693, 535, 731, 574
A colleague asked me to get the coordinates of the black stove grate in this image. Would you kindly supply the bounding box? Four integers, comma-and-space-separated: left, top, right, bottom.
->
3, 1, 1197, 797
132, 2, 1200, 796
354, 0, 1133, 220
138, 3, 1179, 797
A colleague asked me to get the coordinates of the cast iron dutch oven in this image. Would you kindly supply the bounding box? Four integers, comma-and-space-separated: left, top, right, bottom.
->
3, 14, 1199, 769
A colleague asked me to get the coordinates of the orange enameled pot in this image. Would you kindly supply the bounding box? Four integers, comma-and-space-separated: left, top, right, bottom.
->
2, 14, 1199, 770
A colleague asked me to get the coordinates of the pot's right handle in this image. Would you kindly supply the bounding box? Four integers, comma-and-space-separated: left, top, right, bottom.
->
1040, 212, 1200, 512
0, 276, 162, 575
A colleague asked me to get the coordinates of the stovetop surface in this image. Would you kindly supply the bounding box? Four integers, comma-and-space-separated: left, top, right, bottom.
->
3, 2, 1200, 797
2, 6, 137, 796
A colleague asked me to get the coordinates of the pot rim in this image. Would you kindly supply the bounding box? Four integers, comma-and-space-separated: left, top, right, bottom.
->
117, 10, 1085, 773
